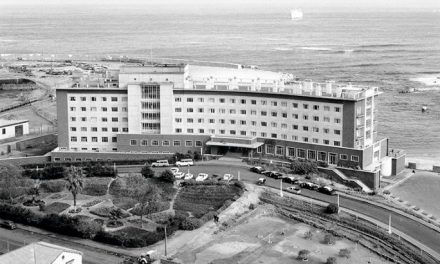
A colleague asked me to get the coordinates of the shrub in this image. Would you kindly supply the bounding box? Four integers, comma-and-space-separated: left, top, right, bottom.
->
40, 180, 66, 193
141, 165, 155, 178
68, 208, 82, 214
323, 234, 335, 245
304, 230, 313, 240
326, 257, 337, 264
337, 160, 359, 169
317, 161, 329, 168
180, 217, 202, 230
326, 203, 339, 214
94, 227, 164, 248
339, 248, 351, 258
40, 214, 101, 239
159, 170, 175, 183
297, 249, 310, 261
290, 160, 318, 175
83, 163, 116, 178
82, 177, 112, 196
82, 199, 103, 208
106, 220, 124, 228
40, 165, 66, 180
248, 203, 255, 210
44, 202, 70, 214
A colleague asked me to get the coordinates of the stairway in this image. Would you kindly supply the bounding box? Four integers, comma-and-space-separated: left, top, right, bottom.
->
332, 168, 373, 193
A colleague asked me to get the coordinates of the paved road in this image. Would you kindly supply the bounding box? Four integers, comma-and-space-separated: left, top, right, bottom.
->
0, 226, 126, 264
124, 163, 440, 255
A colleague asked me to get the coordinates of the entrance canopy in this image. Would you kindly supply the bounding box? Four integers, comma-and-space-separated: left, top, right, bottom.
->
206, 136, 263, 149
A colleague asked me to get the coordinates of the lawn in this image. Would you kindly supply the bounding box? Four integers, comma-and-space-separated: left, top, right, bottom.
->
82, 177, 113, 196
44, 202, 70, 214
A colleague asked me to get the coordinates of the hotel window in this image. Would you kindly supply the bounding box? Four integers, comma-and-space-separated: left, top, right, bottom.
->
187, 97, 193, 102
312, 138, 319, 143
91, 97, 97, 101
324, 117, 330, 122
92, 137, 98, 142
209, 98, 215, 103
185, 140, 193, 147
288, 147, 295, 157
152, 140, 159, 146
324, 128, 330, 134
271, 122, 277, 128
175, 118, 182, 123
303, 137, 309, 142
198, 118, 204, 123
175, 97, 182, 102
292, 103, 298, 108
186, 108, 194, 113
90, 107, 97, 112
198, 98, 204, 102
187, 118, 194, 123
271, 133, 277, 138
281, 101, 287, 107
130, 139, 137, 146
251, 131, 257, 136
102, 97, 107, 101
303, 115, 308, 120
340, 154, 348, 160
122, 117, 128, 122
335, 107, 341, 112
261, 132, 267, 137
293, 125, 298, 130
282, 112, 287, 118
324, 106, 330, 111
312, 127, 319, 132
313, 116, 319, 121
208, 129, 215, 134
220, 119, 225, 124
219, 98, 225, 103
141, 140, 148, 146
173, 140, 181, 146
318, 151, 326, 161
198, 108, 204, 113
112, 127, 118, 132
199, 129, 205, 133
175, 108, 182, 112
313, 105, 319, 110
271, 101, 278, 106
251, 100, 257, 105
81, 137, 87, 142
70, 107, 76, 111
220, 129, 225, 134
102, 107, 107, 112
241, 99, 246, 104
303, 104, 308, 109
112, 117, 118, 122
70, 117, 76, 122
91, 127, 98, 132
261, 122, 267, 127
292, 114, 298, 119
230, 130, 236, 135
281, 123, 287, 129
266, 145, 275, 154
163, 140, 170, 146
175, 128, 182, 133
334, 129, 341, 135
70, 127, 77, 132
334, 118, 341, 124
122, 97, 128, 102
209, 119, 215, 123
240, 120, 246, 125
240, 131, 246, 136
80, 97, 86, 101
81, 117, 87, 121
276, 146, 284, 155
70, 136, 77, 142
195, 141, 202, 147
334, 141, 341, 146
281, 134, 287, 139
240, 110, 246, 115
308, 150, 317, 160
251, 121, 257, 126
292, 135, 298, 141
303, 126, 309, 131
271, 112, 277, 117
257, 146, 263, 153
112, 137, 117, 143
297, 149, 306, 158
81, 127, 87, 132
351, 155, 359, 162
261, 100, 267, 105
219, 109, 225, 114
111, 107, 118, 112
101, 127, 108, 132
70, 96, 76, 101
122, 128, 128, 132
210, 108, 215, 113
81, 107, 86, 112
187, 128, 194, 133
229, 109, 236, 114
230, 99, 236, 103
111, 97, 118, 102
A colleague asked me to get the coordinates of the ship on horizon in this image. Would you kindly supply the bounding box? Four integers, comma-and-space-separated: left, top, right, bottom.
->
291, 9, 303, 20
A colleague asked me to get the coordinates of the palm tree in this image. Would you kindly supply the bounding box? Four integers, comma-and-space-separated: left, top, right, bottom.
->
65, 166, 84, 209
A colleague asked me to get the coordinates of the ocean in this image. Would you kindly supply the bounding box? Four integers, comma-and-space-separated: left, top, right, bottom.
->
1, 5, 439, 160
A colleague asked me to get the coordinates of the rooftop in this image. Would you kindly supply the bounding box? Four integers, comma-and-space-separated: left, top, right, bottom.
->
0, 119, 28, 128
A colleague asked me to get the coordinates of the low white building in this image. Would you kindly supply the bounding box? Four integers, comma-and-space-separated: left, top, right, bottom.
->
0, 119, 29, 140
0, 241, 83, 264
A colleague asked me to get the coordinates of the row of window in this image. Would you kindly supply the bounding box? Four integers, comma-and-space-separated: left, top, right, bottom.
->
70, 117, 128, 123
71, 136, 117, 143
257, 145, 359, 162
69, 96, 127, 102
70, 127, 128, 133
174, 114, 342, 124
129, 139, 203, 148
69, 106, 128, 112
175, 97, 341, 112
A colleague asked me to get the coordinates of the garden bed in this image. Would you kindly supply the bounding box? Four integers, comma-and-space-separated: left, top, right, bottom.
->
43, 202, 70, 214
81, 177, 113, 196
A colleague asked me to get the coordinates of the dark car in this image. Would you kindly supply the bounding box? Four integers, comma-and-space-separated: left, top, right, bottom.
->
300, 182, 319, 190
282, 176, 297, 184
250, 166, 265, 174
272, 172, 284, 179
1, 220, 17, 230
317, 186, 336, 195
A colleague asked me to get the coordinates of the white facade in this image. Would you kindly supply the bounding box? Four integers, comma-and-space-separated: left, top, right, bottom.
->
0, 119, 29, 140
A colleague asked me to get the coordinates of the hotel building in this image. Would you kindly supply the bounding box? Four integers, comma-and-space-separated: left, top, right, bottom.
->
53, 64, 389, 173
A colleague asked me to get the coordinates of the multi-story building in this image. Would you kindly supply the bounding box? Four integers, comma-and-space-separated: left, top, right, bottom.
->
53, 64, 389, 172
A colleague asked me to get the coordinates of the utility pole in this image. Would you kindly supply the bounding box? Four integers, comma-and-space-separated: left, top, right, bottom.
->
337, 193, 340, 214
238, 170, 240, 181
164, 225, 168, 257
388, 214, 392, 234
280, 178, 283, 197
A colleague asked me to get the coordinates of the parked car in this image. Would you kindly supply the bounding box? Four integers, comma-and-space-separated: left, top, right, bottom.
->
212, 174, 220, 178
196, 173, 209, 182
1, 220, 17, 230
170, 167, 179, 174
174, 172, 185, 179
250, 166, 265, 174
299, 182, 319, 190
272, 172, 284, 179
176, 159, 194, 166
151, 160, 170, 167
257, 178, 266, 185
286, 186, 301, 194
184, 173, 194, 180
282, 176, 297, 184
223, 174, 233, 181
317, 186, 336, 195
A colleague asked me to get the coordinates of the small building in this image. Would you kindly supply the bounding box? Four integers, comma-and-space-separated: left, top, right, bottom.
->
0, 241, 83, 264
0, 119, 29, 140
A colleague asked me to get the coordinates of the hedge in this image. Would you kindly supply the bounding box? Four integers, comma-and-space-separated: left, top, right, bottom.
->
94, 227, 164, 247
40, 180, 66, 193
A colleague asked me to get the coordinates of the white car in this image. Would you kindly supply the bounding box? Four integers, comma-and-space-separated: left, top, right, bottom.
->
184, 173, 194, 180
223, 174, 233, 181
196, 173, 209, 182
174, 172, 185, 179
151, 160, 170, 167
170, 167, 179, 174
176, 159, 194, 166
286, 186, 301, 194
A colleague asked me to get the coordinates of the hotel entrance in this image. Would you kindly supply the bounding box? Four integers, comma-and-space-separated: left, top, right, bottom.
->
329, 153, 337, 165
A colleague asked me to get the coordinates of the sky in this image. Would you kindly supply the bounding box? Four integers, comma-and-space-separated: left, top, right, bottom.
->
1, 0, 440, 11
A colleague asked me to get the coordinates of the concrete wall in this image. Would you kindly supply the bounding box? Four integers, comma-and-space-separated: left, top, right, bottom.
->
392, 154, 406, 176
342, 101, 355, 148
56, 89, 69, 149
51, 150, 172, 162
0, 121, 29, 140
15, 134, 57, 151
337, 167, 380, 190
0, 156, 50, 166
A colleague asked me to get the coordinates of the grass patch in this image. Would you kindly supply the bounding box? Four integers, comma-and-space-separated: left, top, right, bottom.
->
112, 197, 137, 210
82, 200, 103, 208
109, 175, 148, 197
40, 180, 66, 193
82, 177, 112, 196
44, 202, 70, 214
90, 205, 130, 218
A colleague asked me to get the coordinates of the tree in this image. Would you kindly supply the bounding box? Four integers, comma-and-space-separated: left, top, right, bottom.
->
326, 203, 339, 214
304, 230, 313, 240
339, 248, 351, 258
141, 165, 155, 178
0, 164, 21, 202
297, 249, 310, 261
326, 257, 337, 264
323, 234, 335, 245
132, 185, 160, 228
65, 166, 84, 209
159, 170, 175, 183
